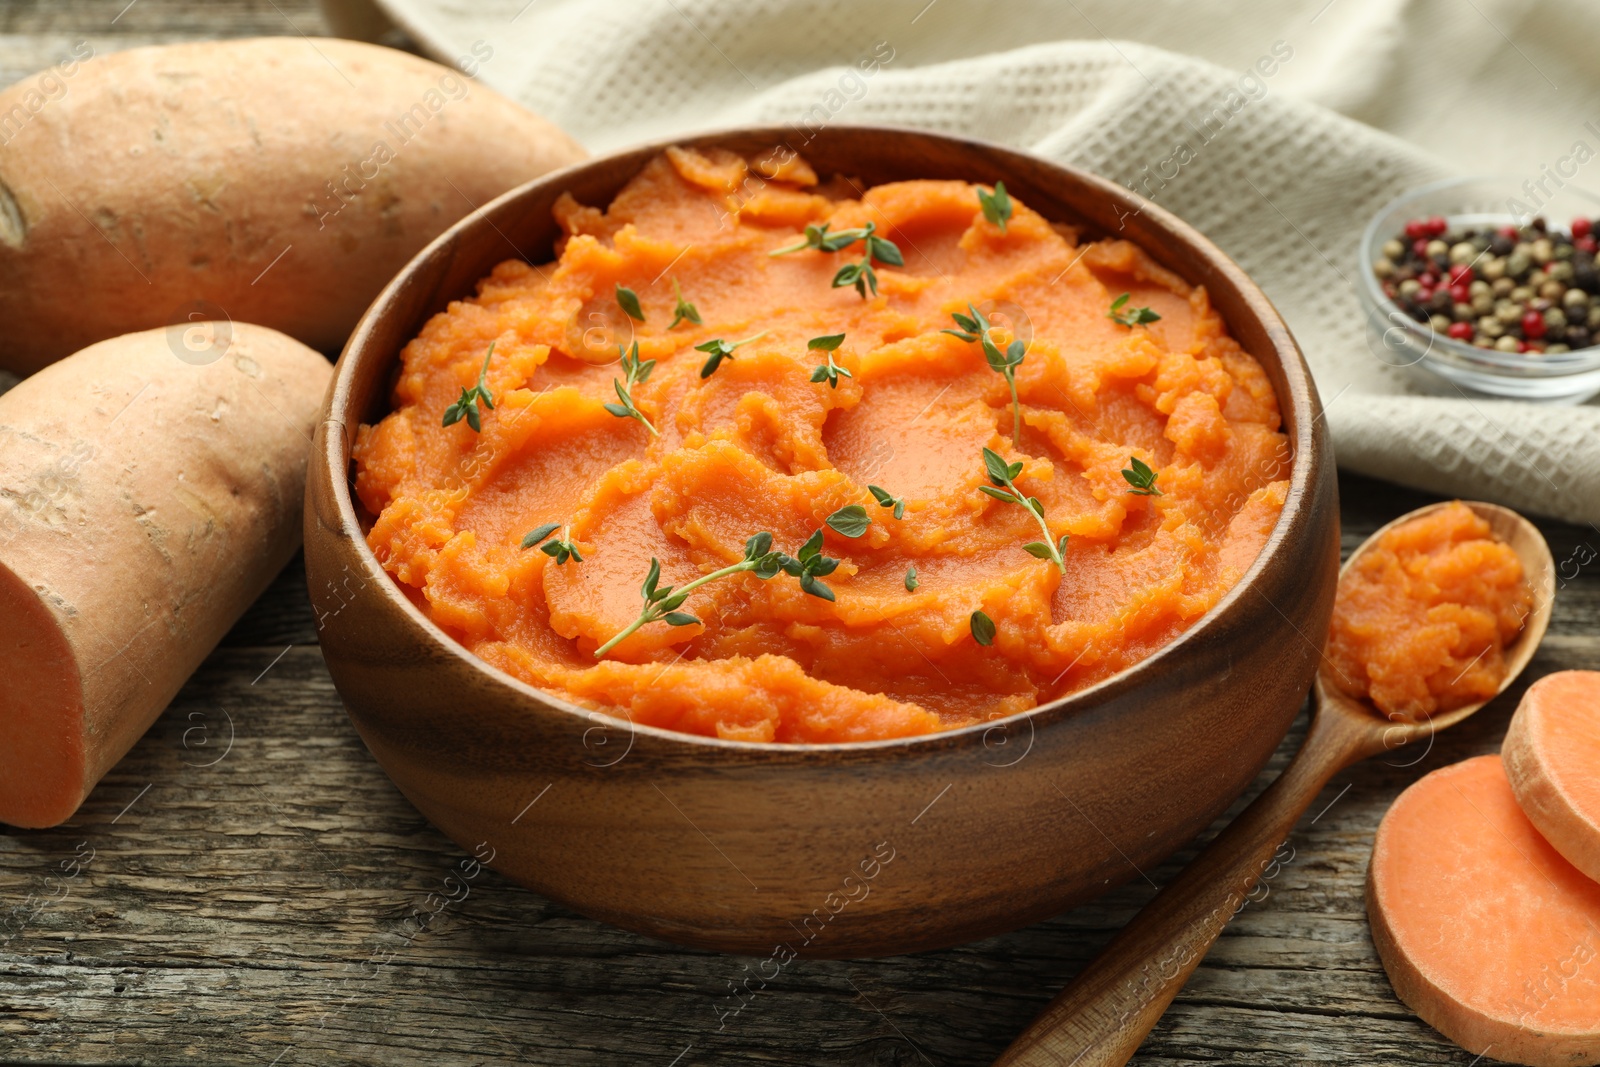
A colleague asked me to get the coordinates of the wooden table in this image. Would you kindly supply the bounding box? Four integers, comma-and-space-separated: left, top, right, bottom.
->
4, 4, 1598, 1064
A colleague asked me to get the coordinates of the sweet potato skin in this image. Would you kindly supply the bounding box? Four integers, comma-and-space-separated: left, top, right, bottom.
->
0, 37, 586, 374
0, 323, 331, 828
1505, 671, 1600, 885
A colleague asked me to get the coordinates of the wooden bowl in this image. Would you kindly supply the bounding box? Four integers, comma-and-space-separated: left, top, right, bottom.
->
304, 125, 1340, 958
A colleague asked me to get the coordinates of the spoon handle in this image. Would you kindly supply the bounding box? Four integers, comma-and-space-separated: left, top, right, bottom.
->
992, 704, 1372, 1067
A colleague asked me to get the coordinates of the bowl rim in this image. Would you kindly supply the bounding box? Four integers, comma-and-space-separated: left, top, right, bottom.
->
320, 121, 1326, 759
1356, 173, 1600, 376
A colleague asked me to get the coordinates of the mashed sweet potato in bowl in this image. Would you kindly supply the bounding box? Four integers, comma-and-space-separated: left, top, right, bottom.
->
306, 126, 1339, 956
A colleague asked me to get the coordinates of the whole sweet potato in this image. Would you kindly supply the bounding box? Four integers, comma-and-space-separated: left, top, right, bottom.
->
0, 37, 585, 374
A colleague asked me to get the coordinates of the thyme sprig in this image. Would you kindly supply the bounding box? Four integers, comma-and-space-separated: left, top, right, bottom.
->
668, 279, 701, 330
442, 342, 496, 432
769, 222, 868, 256
521, 522, 583, 564
769, 221, 904, 299
603, 342, 658, 437
694, 331, 769, 379
595, 526, 846, 658
831, 222, 904, 298
945, 303, 1027, 443
977, 181, 1013, 233
1108, 292, 1161, 327
593, 533, 788, 659
1122, 456, 1163, 496
980, 447, 1067, 572
808, 333, 852, 388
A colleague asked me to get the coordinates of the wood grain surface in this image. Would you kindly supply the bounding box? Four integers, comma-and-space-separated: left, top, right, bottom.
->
4, 4, 1600, 1065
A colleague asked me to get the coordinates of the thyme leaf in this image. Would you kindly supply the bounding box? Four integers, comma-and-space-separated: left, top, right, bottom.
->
825, 504, 871, 538
615, 284, 645, 322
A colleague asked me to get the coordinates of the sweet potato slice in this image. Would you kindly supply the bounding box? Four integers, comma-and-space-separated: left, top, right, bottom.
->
1505, 671, 1600, 884
0, 323, 330, 828
1368, 754, 1600, 1067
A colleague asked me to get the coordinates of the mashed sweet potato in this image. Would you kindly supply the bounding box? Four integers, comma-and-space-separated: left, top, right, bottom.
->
353, 146, 1292, 743
1326, 501, 1531, 721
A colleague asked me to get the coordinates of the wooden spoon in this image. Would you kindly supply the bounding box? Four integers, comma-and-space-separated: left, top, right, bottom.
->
993, 500, 1555, 1067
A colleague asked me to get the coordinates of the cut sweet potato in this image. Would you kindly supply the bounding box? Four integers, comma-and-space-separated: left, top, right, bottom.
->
1505, 671, 1600, 884
1368, 754, 1600, 1067
0, 324, 331, 828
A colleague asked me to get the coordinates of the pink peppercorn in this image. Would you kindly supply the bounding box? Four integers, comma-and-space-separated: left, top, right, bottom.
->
1405, 219, 1429, 239
1574, 217, 1593, 239
1448, 264, 1474, 286
1449, 283, 1471, 304
1426, 216, 1448, 236
1522, 310, 1547, 339
1448, 322, 1474, 341
1578, 235, 1597, 255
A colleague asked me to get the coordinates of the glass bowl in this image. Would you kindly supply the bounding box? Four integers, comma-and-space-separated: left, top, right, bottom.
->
1357, 175, 1600, 402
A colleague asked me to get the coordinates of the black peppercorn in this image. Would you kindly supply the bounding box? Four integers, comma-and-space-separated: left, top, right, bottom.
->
1573, 256, 1598, 293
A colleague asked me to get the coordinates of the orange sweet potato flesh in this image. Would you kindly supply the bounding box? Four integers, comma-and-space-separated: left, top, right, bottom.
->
1505, 671, 1600, 885
1326, 501, 1531, 722
1368, 754, 1600, 1067
353, 146, 1291, 743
